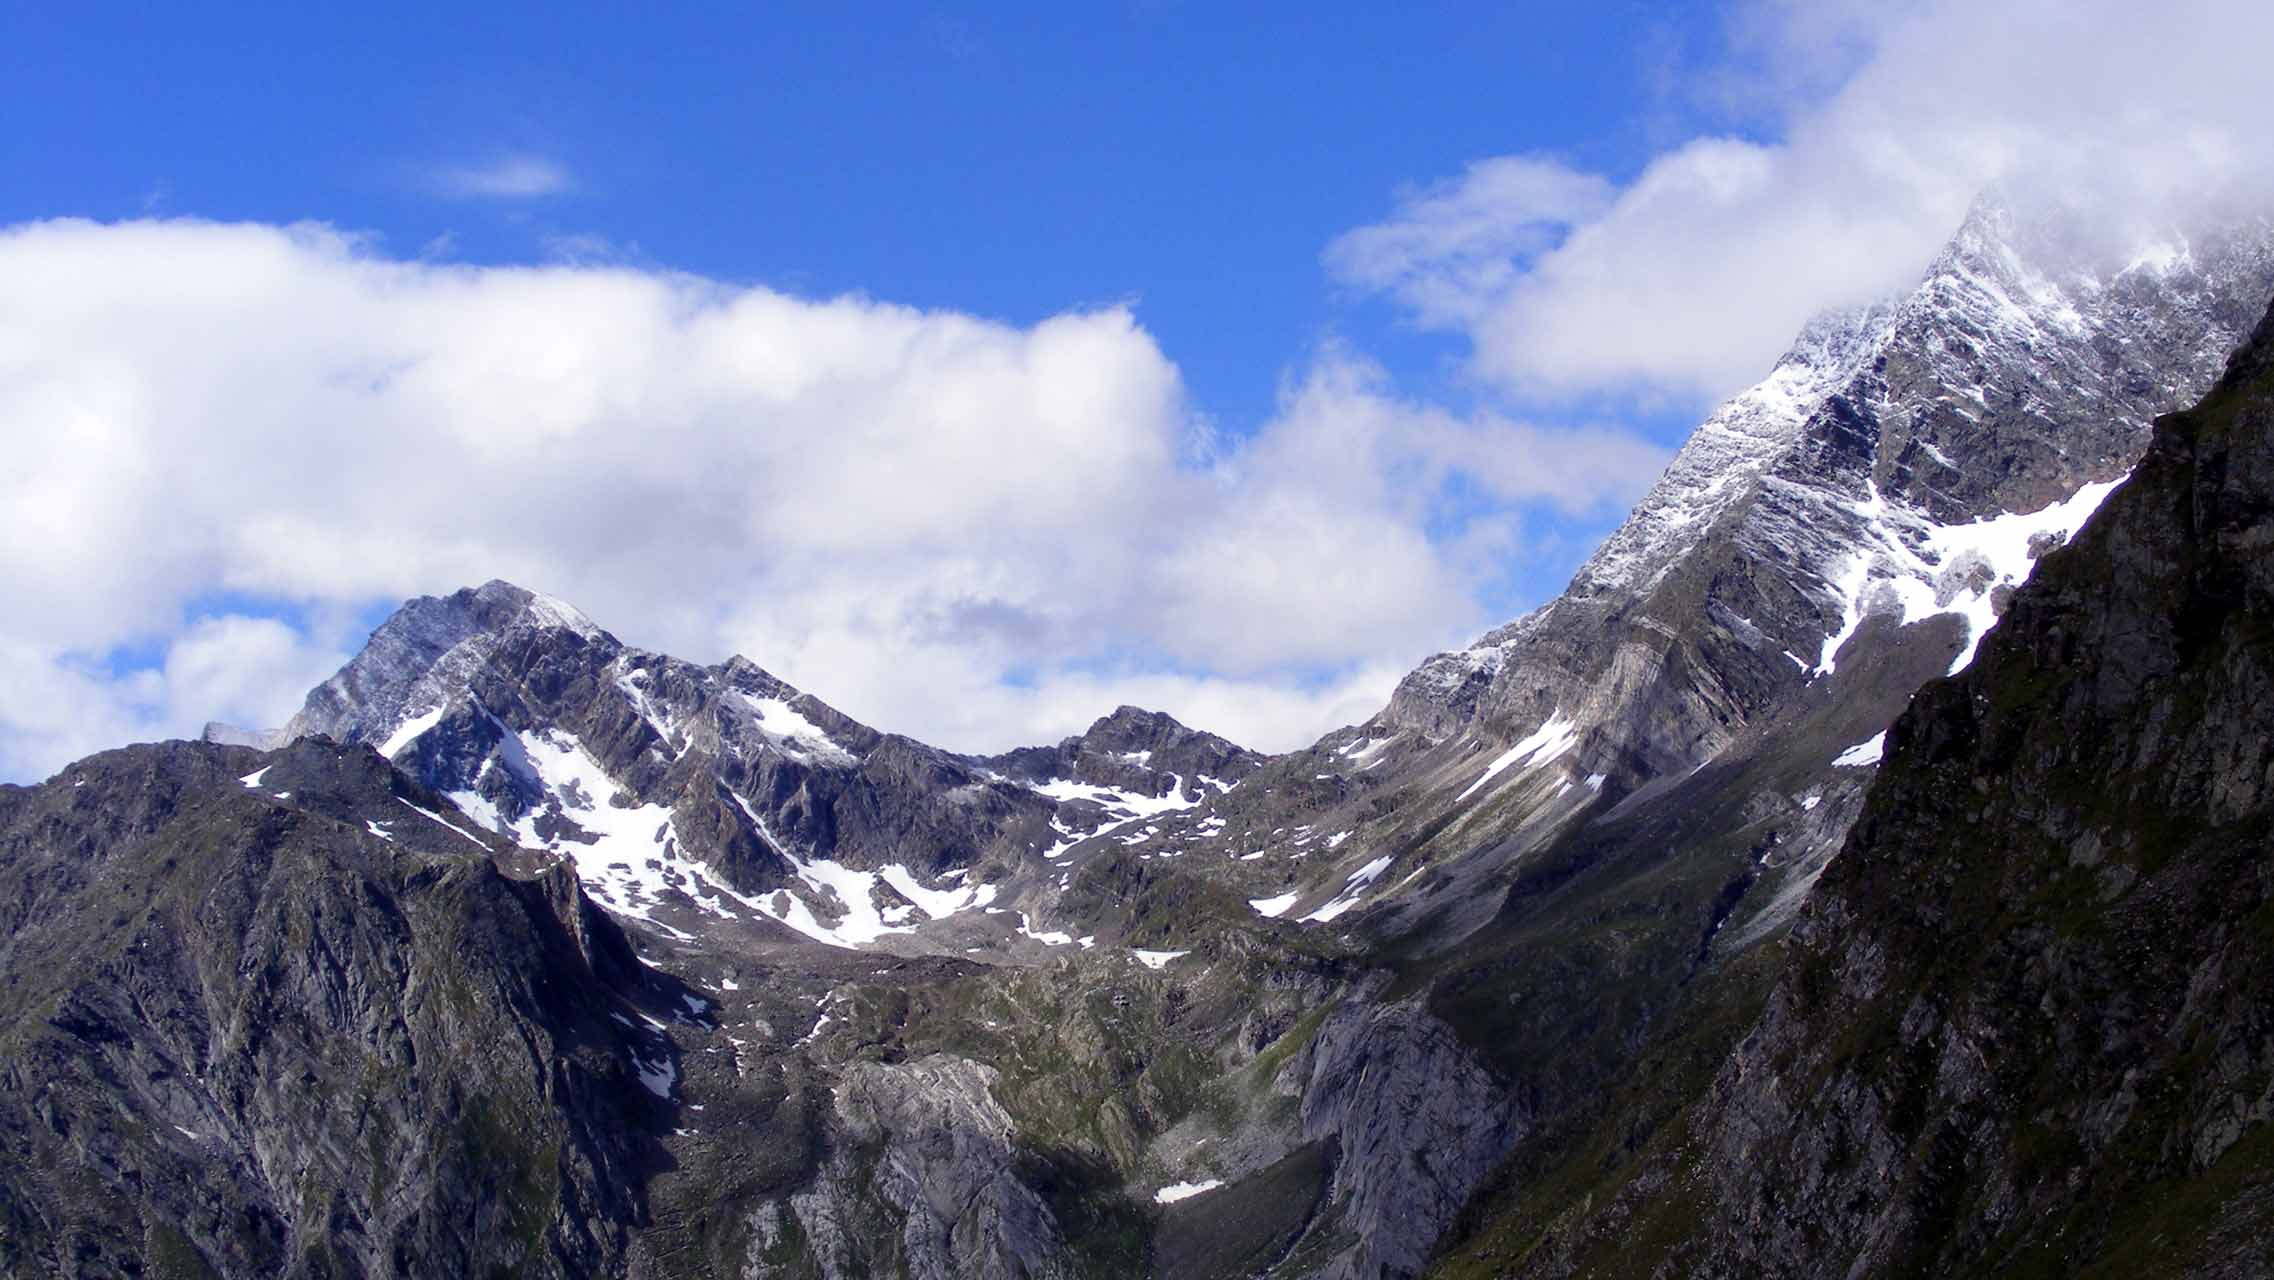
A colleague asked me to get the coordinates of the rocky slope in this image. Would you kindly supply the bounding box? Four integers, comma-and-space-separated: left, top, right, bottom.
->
1449, 246, 2274, 1280
0, 736, 664, 1277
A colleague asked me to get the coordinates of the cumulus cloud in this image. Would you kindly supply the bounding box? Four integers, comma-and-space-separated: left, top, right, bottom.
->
429, 153, 573, 199
1330, 0, 2274, 403
0, 218, 1663, 779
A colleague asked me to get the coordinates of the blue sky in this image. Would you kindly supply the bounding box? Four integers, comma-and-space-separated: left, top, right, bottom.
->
5, 0, 2262, 777
4, 3, 1719, 439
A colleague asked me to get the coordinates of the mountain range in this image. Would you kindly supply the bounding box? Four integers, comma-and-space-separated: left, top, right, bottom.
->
8, 195, 2274, 1277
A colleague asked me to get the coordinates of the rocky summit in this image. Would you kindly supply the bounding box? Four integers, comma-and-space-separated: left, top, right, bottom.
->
9, 197, 2274, 1278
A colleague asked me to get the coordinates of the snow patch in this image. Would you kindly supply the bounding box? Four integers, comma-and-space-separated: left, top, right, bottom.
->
1017, 912, 1076, 947
378, 705, 447, 759
522, 590, 605, 638
1303, 855, 1395, 924
504, 729, 699, 931
740, 693, 857, 766
614, 669, 687, 756
1833, 733, 1887, 768
720, 790, 998, 948
1248, 891, 1301, 919
445, 789, 506, 833
1454, 713, 1578, 803
1816, 476, 2126, 677
1030, 776, 1200, 823
1339, 735, 1393, 764
1155, 1179, 1224, 1204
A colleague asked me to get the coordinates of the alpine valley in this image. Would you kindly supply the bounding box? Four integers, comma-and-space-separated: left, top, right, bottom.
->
9, 195, 2274, 1279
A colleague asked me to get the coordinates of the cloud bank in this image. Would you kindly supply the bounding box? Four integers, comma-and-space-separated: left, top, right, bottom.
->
0, 219, 1660, 778
1329, 0, 2274, 404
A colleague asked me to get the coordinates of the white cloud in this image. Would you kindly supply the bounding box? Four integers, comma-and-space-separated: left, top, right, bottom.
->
0, 617, 348, 782
1324, 156, 1614, 330
0, 218, 1662, 778
163, 615, 353, 732
429, 153, 573, 199
1331, 0, 2274, 404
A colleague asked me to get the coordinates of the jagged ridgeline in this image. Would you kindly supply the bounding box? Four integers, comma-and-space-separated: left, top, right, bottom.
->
4, 199, 2272, 1278
1439, 258, 2274, 1280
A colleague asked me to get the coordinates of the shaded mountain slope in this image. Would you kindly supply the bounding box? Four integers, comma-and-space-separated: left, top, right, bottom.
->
1449, 266, 2274, 1280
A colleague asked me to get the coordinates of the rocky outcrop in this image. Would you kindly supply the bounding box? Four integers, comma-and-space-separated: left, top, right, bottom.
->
771, 1056, 1071, 1280
1289, 1002, 1523, 1279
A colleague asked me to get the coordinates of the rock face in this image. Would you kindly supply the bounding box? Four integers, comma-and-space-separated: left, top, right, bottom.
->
785, 1056, 1072, 1280
1465, 280, 2274, 1279
0, 737, 660, 1278
1289, 1002, 1525, 1280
